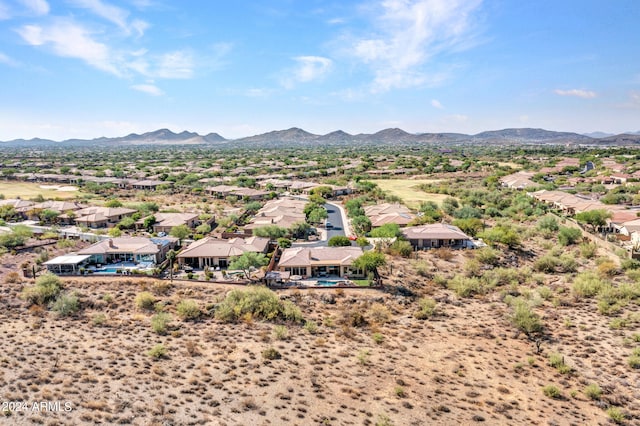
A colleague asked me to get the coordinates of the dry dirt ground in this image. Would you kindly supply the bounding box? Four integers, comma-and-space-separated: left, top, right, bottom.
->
1, 244, 639, 426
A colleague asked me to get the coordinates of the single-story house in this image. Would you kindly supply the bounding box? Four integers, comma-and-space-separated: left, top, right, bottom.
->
73, 206, 137, 228
402, 223, 473, 249
137, 212, 201, 234
131, 180, 171, 191
177, 236, 270, 269
78, 236, 178, 265
43, 254, 91, 274
277, 246, 365, 278
364, 203, 415, 227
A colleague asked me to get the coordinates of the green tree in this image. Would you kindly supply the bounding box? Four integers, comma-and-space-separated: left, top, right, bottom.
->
195, 223, 211, 235
166, 249, 177, 283
253, 225, 288, 240
351, 215, 372, 235
244, 201, 262, 213
117, 216, 136, 229
558, 226, 582, 246
369, 223, 402, 238
39, 209, 60, 224
289, 221, 312, 239
229, 252, 269, 280
353, 251, 386, 274
328, 236, 352, 246
170, 224, 191, 244
452, 218, 483, 237
307, 207, 328, 224
143, 215, 156, 231
277, 237, 292, 248
575, 209, 612, 230
108, 227, 122, 237
104, 199, 123, 207
479, 224, 521, 248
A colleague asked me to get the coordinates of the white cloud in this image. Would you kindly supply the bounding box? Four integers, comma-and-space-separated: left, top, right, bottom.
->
244, 88, 273, 98
131, 83, 163, 96
281, 56, 333, 88
69, 0, 148, 36
19, 0, 49, 15
431, 99, 443, 109
16, 20, 121, 75
348, 0, 483, 92
155, 50, 194, 79
0, 52, 19, 66
554, 89, 597, 99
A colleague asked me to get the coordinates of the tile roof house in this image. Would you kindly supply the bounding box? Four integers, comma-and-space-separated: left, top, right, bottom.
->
364, 203, 415, 227
177, 236, 269, 269
78, 236, 178, 265
402, 223, 473, 249
137, 212, 201, 234
73, 206, 137, 228
277, 246, 365, 278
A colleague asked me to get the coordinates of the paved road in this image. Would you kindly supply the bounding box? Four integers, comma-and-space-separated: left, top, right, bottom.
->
292, 201, 350, 248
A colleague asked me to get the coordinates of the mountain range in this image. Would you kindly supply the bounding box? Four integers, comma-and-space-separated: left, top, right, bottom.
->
2, 127, 640, 148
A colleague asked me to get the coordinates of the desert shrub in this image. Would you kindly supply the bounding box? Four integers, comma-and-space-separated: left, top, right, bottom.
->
537, 216, 559, 232
215, 286, 302, 323
579, 242, 597, 259
533, 254, 559, 273
147, 344, 167, 359
92, 313, 107, 327
474, 247, 500, 266
151, 312, 172, 334
597, 285, 626, 316
262, 347, 281, 360
572, 272, 607, 298
464, 258, 482, 277
620, 259, 640, 272
607, 407, 625, 424
433, 247, 454, 261
357, 349, 371, 365
447, 275, 489, 298
372, 332, 384, 344
388, 240, 413, 257
152, 280, 172, 296
558, 226, 582, 246
542, 385, 562, 399
548, 353, 572, 374
367, 303, 392, 324
483, 267, 521, 287
415, 297, 437, 320
304, 320, 318, 334
536, 286, 553, 300
51, 292, 79, 317
21, 273, 62, 306
597, 260, 620, 277
558, 254, 577, 272
4, 271, 21, 284
509, 298, 543, 336
135, 291, 155, 310
176, 299, 201, 320
583, 383, 602, 400
618, 282, 640, 299
628, 352, 640, 369
272, 325, 289, 340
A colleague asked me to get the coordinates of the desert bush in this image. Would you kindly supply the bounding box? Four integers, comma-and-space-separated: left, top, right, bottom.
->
548, 352, 572, 374
415, 297, 438, 320
536, 286, 553, 300
372, 332, 384, 344
597, 285, 626, 316
304, 320, 318, 334
542, 385, 562, 399
388, 240, 413, 258
628, 351, 640, 369
474, 247, 500, 266
572, 272, 607, 298
357, 349, 371, 365
433, 247, 454, 261
533, 254, 559, 273
483, 267, 521, 287
583, 383, 602, 400
607, 407, 625, 424
262, 347, 281, 360
597, 260, 620, 277
4, 271, 21, 284
447, 275, 489, 298
464, 258, 482, 277
151, 312, 172, 334
21, 273, 62, 305
367, 303, 392, 324
272, 325, 289, 340
215, 286, 302, 323
537, 216, 559, 232
579, 242, 597, 259
176, 299, 201, 320
558, 226, 582, 246
152, 280, 172, 295
147, 344, 168, 359
618, 282, 640, 299
92, 313, 107, 327
135, 291, 155, 310
51, 292, 79, 317
509, 298, 543, 336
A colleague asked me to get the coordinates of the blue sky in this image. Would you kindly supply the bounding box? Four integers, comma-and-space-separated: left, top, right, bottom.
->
0, 0, 639, 140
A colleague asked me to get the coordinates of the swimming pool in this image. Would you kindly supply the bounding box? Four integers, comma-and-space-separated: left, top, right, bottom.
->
315, 280, 346, 286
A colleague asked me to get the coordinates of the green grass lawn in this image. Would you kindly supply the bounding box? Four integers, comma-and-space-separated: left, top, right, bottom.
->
0, 181, 85, 200
352, 279, 371, 287
370, 179, 449, 209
